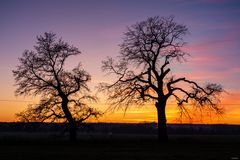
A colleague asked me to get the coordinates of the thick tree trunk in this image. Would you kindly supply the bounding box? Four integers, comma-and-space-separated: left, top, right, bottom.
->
61, 99, 77, 142
155, 101, 168, 143
69, 120, 77, 142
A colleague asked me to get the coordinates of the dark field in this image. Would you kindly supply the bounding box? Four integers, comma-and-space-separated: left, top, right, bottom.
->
1, 135, 240, 160
0, 123, 239, 160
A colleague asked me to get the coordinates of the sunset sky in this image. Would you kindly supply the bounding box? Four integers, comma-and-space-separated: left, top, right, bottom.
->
0, 0, 240, 124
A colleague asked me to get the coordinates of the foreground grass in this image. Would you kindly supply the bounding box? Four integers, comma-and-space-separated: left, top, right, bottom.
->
0, 134, 239, 160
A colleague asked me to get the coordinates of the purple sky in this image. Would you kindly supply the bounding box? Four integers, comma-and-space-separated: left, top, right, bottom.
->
0, 0, 240, 122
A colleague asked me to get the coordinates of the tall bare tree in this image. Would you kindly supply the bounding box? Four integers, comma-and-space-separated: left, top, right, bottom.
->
100, 16, 224, 142
13, 32, 101, 142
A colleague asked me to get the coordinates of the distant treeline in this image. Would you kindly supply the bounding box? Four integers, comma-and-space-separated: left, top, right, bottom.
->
0, 122, 239, 135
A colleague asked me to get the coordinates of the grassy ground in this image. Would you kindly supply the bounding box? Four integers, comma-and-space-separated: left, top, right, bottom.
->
0, 134, 239, 160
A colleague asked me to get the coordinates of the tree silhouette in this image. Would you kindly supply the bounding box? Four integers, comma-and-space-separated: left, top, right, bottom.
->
100, 16, 224, 142
13, 32, 101, 142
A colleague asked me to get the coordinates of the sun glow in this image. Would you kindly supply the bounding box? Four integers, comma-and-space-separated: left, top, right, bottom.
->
0, 94, 240, 124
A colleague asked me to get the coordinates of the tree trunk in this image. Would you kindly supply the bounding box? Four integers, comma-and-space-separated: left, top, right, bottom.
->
69, 120, 77, 142
155, 101, 168, 143
61, 99, 77, 142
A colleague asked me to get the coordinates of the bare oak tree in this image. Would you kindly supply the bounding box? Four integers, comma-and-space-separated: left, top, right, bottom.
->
100, 16, 224, 142
13, 32, 101, 142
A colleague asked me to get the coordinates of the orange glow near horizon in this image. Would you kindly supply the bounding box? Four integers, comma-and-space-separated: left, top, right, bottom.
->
83, 92, 240, 124
1, 92, 239, 124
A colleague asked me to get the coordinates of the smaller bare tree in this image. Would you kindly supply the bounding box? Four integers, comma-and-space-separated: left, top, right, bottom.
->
13, 32, 101, 142
100, 16, 224, 142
